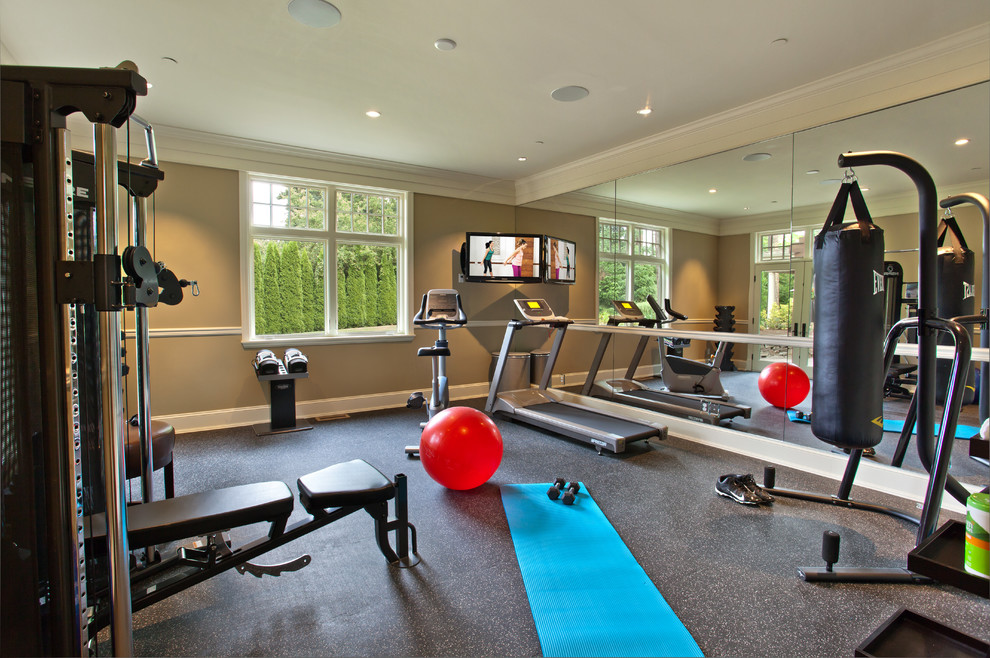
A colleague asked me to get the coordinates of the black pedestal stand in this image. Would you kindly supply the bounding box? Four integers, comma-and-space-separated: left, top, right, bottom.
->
254, 369, 312, 436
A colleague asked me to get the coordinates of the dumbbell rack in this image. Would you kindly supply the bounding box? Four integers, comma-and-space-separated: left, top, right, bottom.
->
253, 364, 312, 436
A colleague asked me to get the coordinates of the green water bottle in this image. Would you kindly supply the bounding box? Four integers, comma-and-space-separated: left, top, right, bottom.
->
964, 492, 989, 579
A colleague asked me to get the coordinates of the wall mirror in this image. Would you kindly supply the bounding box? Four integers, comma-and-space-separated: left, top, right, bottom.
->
521, 81, 989, 486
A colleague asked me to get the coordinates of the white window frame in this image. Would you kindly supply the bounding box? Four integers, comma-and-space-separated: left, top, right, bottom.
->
239, 171, 414, 347
755, 228, 810, 263
596, 218, 670, 322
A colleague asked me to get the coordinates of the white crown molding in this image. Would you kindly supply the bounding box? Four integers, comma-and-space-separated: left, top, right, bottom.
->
69, 121, 517, 205
717, 178, 990, 236
514, 24, 990, 205
525, 190, 722, 235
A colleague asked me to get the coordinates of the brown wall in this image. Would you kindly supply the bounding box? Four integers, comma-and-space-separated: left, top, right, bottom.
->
667, 229, 720, 361
131, 168, 601, 418
716, 232, 751, 327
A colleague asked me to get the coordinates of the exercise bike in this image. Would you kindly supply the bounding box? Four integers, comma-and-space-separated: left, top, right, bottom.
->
405, 289, 467, 455
647, 295, 729, 399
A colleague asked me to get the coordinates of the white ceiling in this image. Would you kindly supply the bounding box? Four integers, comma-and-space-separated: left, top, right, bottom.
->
2, 0, 988, 191
578, 82, 990, 220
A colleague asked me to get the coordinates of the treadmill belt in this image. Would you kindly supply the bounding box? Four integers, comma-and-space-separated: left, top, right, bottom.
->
623, 389, 701, 409
527, 402, 658, 441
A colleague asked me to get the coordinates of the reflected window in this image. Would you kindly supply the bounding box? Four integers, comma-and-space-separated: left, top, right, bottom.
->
757, 229, 807, 262
597, 219, 669, 323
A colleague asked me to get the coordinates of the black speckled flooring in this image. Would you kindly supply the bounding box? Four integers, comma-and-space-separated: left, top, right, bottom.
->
114, 399, 989, 657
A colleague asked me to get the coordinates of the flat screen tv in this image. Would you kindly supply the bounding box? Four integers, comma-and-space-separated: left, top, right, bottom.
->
544, 235, 576, 284
462, 232, 543, 283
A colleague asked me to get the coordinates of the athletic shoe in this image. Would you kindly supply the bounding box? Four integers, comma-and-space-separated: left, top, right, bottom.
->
737, 473, 774, 503
716, 474, 762, 505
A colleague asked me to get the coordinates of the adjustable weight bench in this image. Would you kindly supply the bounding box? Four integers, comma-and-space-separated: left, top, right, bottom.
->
87, 459, 418, 626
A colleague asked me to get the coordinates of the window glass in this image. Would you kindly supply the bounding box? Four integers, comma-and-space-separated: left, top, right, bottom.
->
246, 174, 407, 341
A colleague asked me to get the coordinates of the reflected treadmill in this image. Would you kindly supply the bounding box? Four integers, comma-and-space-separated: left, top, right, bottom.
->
485, 299, 667, 454
582, 300, 751, 425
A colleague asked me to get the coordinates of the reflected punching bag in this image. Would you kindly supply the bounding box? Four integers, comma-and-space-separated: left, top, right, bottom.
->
935, 216, 976, 405
812, 180, 886, 449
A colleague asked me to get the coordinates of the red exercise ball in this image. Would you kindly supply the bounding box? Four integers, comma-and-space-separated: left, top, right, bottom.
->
419, 407, 503, 490
757, 362, 810, 409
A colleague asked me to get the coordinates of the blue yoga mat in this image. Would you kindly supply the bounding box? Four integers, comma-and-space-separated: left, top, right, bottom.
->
882, 419, 980, 439
501, 483, 703, 658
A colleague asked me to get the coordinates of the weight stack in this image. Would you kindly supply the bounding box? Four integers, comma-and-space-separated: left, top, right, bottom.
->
713, 306, 736, 371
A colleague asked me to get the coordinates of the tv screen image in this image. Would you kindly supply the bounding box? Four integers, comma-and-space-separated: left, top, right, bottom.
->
463, 233, 542, 282
545, 236, 575, 283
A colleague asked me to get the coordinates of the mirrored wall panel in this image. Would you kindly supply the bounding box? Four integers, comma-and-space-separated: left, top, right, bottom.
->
521, 81, 989, 487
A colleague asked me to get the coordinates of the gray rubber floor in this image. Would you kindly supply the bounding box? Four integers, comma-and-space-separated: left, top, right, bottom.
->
113, 399, 989, 657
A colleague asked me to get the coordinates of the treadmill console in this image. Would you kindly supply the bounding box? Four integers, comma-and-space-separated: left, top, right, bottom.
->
611, 300, 644, 320
513, 299, 571, 324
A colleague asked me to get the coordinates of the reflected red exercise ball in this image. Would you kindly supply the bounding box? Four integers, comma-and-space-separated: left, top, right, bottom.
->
757, 362, 810, 409
419, 407, 503, 490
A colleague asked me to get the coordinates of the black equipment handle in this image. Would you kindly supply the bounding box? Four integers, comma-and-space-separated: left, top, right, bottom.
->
936, 214, 969, 251
663, 298, 688, 321
815, 180, 873, 247
645, 295, 669, 324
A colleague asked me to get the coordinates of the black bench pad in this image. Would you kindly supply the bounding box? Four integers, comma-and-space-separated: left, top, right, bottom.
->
88, 481, 294, 548
297, 459, 394, 514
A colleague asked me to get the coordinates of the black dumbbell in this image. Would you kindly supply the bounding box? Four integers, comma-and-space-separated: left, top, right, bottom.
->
561, 482, 581, 505
547, 477, 567, 500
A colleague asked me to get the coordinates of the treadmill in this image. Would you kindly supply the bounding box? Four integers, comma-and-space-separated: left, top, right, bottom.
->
581, 300, 751, 425
485, 299, 668, 454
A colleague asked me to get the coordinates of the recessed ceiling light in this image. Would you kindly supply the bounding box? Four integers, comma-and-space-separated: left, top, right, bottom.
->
551, 85, 589, 102
636, 107, 652, 116
861, 187, 870, 192
805, 169, 820, 175
434, 38, 457, 51
742, 152, 771, 162
161, 56, 178, 64
287, 0, 341, 28
518, 157, 527, 162
821, 178, 842, 185
365, 110, 381, 118
771, 38, 788, 46
955, 138, 970, 146
708, 188, 717, 194
743, 206, 750, 210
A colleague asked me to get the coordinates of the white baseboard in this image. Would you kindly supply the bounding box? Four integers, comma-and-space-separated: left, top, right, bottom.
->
158, 381, 492, 433
160, 366, 969, 514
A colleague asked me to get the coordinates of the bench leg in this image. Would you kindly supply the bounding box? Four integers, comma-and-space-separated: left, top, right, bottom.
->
367, 473, 419, 567
164, 457, 175, 499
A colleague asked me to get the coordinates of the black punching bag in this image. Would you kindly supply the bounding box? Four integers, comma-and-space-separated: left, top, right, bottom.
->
935, 216, 976, 405
812, 181, 886, 449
